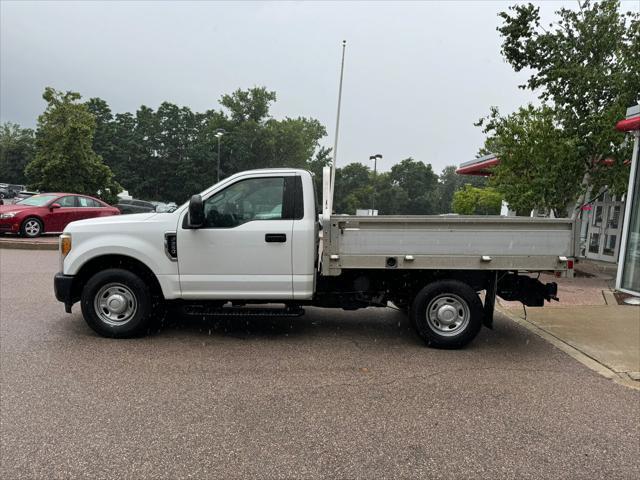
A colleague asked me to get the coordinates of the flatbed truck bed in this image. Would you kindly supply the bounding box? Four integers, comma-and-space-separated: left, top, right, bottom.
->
322, 215, 577, 275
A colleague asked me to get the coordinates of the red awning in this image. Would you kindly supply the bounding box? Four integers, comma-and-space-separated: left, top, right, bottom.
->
616, 116, 640, 132
455, 156, 499, 176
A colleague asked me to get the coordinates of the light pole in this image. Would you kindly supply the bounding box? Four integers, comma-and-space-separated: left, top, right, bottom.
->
369, 154, 382, 212
214, 128, 226, 182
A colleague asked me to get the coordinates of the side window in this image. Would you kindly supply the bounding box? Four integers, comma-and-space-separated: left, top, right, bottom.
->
293, 175, 304, 220
78, 197, 101, 207
203, 177, 285, 228
57, 196, 77, 208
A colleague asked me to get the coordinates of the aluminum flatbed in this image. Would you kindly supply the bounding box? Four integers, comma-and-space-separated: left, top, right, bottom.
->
322, 215, 577, 275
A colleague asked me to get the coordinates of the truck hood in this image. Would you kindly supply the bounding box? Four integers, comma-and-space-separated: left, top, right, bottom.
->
65, 212, 179, 233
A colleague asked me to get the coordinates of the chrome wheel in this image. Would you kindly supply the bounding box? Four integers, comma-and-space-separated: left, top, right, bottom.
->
426, 293, 470, 336
93, 283, 138, 326
24, 219, 41, 237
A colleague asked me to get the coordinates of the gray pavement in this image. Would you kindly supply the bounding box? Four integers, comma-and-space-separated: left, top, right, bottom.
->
1, 249, 639, 479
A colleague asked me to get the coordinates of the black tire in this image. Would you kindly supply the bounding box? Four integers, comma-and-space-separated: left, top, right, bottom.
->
410, 280, 483, 349
81, 268, 155, 338
20, 217, 43, 237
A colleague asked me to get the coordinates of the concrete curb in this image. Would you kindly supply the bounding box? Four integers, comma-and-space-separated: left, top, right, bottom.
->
498, 305, 640, 391
0, 238, 58, 251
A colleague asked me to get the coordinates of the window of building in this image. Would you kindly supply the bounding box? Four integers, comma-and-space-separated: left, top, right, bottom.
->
588, 233, 600, 254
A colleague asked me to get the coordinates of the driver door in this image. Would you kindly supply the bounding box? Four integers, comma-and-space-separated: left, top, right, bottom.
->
177, 174, 295, 300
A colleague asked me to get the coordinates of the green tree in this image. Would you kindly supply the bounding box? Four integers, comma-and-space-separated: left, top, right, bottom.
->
334, 162, 372, 214
374, 171, 409, 215
452, 185, 503, 215
0, 123, 35, 185
86, 97, 114, 162
217, 87, 327, 182
480, 105, 584, 217
331, 158, 441, 215
79, 87, 329, 204
437, 165, 487, 214
264, 117, 327, 169
220, 87, 276, 124
25, 87, 120, 203
495, 0, 639, 196
388, 158, 439, 214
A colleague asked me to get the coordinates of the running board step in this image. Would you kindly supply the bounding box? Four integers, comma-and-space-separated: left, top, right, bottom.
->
183, 306, 305, 317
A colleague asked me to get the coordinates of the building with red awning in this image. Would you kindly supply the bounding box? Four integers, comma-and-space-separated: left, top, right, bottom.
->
615, 104, 640, 298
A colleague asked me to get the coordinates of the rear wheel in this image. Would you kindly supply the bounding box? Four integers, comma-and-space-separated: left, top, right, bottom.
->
20, 217, 43, 237
410, 280, 483, 348
81, 268, 155, 338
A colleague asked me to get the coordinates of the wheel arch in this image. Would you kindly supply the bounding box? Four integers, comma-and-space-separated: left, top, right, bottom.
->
71, 254, 163, 304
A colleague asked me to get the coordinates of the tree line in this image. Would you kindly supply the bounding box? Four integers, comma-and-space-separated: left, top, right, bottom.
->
0, 86, 490, 214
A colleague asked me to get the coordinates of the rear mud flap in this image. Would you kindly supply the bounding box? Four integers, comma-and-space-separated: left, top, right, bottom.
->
483, 272, 497, 329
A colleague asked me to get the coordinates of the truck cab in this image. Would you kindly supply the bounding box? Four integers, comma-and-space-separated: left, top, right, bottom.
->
176, 169, 317, 301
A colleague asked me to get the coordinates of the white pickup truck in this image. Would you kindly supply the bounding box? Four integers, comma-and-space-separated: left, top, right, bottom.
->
54, 168, 576, 348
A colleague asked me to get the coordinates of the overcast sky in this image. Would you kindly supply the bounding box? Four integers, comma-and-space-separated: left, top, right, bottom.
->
1, 1, 638, 173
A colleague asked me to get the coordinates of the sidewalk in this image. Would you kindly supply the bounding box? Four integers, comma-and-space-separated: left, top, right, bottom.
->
502, 305, 640, 386
0, 234, 59, 250
499, 258, 640, 387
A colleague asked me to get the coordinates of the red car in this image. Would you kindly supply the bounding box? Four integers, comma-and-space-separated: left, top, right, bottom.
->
0, 193, 120, 237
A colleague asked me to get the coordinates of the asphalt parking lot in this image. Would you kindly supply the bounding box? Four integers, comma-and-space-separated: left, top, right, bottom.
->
1, 249, 639, 479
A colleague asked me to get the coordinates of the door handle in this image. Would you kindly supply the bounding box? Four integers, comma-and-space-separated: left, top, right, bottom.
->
265, 233, 287, 243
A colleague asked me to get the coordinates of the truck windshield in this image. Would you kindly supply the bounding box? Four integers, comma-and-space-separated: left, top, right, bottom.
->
16, 194, 58, 206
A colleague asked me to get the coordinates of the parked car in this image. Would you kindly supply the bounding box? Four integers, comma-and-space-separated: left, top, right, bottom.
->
0, 193, 119, 237
14, 191, 39, 202
116, 199, 156, 214
148, 201, 178, 213
0, 184, 24, 199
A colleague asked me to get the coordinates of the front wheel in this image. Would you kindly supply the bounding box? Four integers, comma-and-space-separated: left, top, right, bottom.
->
21, 217, 43, 237
81, 268, 155, 338
410, 280, 483, 348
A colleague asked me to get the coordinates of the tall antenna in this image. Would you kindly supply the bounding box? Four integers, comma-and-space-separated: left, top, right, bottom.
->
329, 40, 346, 214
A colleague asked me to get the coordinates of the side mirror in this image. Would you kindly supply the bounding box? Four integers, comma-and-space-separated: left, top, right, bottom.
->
50, 203, 61, 210
188, 194, 204, 228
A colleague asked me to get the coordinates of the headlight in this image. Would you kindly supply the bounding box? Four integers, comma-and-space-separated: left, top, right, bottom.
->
0, 212, 17, 219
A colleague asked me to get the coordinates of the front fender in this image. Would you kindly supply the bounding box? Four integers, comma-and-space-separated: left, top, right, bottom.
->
64, 232, 181, 299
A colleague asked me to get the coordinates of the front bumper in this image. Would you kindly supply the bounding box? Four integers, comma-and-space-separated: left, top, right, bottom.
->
0, 219, 20, 233
54, 272, 75, 313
